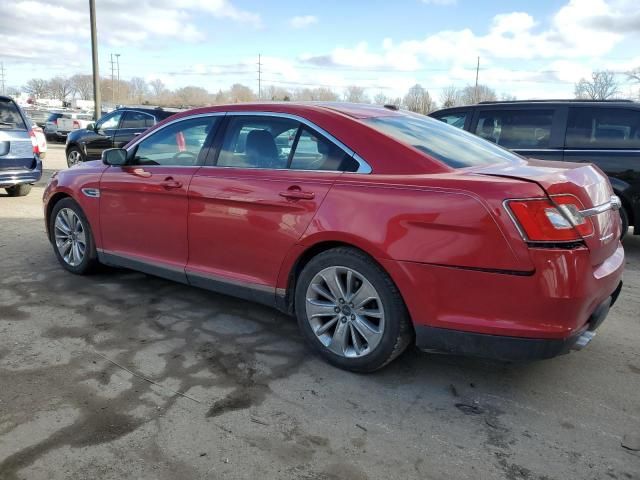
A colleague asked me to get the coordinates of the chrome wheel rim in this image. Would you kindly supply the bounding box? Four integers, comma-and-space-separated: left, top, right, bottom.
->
54, 208, 86, 267
68, 150, 81, 166
305, 266, 385, 358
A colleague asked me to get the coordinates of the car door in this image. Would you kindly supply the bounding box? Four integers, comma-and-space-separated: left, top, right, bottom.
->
85, 110, 123, 159
113, 110, 156, 148
99, 114, 221, 281
472, 108, 564, 161
187, 114, 358, 302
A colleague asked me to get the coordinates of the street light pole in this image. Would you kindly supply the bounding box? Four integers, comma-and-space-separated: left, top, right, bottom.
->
89, 0, 101, 120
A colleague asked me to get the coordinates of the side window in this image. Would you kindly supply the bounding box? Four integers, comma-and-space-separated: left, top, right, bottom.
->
120, 111, 154, 129
475, 110, 554, 149
433, 111, 467, 129
132, 116, 219, 166
96, 111, 122, 131
566, 107, 640, 149
217, 116, 300, 169
289, 128, 357, 172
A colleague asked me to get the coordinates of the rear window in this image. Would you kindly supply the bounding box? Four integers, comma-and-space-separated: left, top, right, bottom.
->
566, 107, 640, 149
0, 99, 27, 130
47, 113, 64, 122
365, 114, 519, 168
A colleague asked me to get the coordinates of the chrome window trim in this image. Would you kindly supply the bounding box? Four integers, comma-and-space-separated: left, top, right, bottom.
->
563, 149, 640, 153
122, 111, 373, 174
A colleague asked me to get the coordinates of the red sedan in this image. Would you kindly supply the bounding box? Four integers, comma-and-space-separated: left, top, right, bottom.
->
43, 103, 624, 371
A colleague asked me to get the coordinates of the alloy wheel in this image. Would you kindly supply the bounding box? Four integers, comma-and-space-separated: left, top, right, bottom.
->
67, 150, 82, 166
54, 208, 87, 267
305, 266, 385, 358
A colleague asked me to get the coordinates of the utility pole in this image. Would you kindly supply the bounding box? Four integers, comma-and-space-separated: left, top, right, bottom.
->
0, 62, 5, 96
257, 54, 262, 100
115, 53, 121, 104
89, 0, 101, 120
474, 56, 480, 103
110, 53, 115, 103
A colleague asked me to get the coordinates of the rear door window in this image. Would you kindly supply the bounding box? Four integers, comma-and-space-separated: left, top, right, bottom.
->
120, 111, 154, 129
0, 99, 27, 130
565, 107, 640, 149
432, 111, 468, 129
475, 110, 554, 149
289, 127, 358, 172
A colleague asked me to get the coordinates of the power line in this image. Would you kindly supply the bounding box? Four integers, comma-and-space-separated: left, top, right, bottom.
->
110, 53, 115, 103
0, 62, 5, 96
115, 53, 121, 102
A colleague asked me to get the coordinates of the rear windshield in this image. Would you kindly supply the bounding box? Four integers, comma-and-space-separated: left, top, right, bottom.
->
0, 99, 27, 130
365, 114, 520, 168
47, 113, 64, 121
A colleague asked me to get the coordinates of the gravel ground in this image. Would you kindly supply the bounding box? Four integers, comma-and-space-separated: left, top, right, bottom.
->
0, 143, 638, 480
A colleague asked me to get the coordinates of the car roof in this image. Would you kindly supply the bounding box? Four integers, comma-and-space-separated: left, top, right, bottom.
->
172, 102, 405, 120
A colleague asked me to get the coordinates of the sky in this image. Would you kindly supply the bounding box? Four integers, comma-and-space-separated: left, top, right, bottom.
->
1, 0, 640, 101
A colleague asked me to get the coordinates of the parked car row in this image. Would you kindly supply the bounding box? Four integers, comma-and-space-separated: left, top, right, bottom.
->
44, 111, 94, 142
429, 100, 640, 237
64, 106, 180, 167
0, 95, 43, 196
43, 102, 624, 371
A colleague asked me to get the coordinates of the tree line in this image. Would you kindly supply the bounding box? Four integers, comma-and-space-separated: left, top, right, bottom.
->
17, 74, 508, 114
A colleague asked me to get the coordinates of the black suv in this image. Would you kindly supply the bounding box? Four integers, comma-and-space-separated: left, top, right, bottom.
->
65, 107, 181, 168
430, 100, 640, 236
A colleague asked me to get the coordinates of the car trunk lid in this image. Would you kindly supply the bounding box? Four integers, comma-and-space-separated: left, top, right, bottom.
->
474, 158, 620, 266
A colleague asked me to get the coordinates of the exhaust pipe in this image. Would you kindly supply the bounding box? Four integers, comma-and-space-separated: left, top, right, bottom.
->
572, 331, 596, 351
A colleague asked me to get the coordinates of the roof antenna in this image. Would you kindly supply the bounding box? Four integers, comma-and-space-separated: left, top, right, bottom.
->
383, 104, 399, 111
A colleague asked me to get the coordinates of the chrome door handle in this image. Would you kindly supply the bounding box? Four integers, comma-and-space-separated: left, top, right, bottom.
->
160, 177, 183, 189
279, 190, 315, 200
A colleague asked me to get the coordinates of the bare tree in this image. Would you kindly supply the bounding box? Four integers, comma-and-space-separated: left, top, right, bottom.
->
459, 84, 497, 105
344, 85, 369, 103
174, 86, 210, 106
228, 83, 256, 103
403, 84, 435, 114
47, 76, 73, 102
129, 77, 148, 103
263, 85, 292, 101
69, 74, 93, 100
149, 79, 166, 98
439, 85, 461, 108
574, 70, 621, 100
626, 67, 640, 99
312, 87, 339, 101
23, 79, 50, 99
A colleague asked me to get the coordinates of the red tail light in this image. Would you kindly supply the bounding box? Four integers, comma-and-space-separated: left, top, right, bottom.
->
73, 120, 80, 129
53, 119, 58, 126
506, 195, 594, 242
29, 129, 40, 156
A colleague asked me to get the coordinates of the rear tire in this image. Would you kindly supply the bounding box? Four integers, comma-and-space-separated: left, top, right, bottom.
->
620, 206, 629, 239
66, 146, 85, 168
5, 184, 32, 197
294, 247, 413, 372
49, 198, 98, 275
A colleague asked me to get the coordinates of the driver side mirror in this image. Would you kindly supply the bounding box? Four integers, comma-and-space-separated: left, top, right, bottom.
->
102, 148, 128, 166
86, 122, 95, 131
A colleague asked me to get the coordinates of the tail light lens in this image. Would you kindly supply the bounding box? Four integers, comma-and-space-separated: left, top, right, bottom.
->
29, 129, 40, 156
73, 120, 80, 129
506, 195, 594, 242
53, 119, 58, 126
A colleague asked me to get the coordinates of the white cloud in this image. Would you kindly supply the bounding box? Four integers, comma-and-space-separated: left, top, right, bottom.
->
289, 15, 318, 29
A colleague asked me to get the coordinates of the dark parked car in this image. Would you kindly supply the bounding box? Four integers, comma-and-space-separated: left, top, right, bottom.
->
430, 100, 640, 236
0, 96, 42, 197
44, 103, 623, 371
65, 107, 180, 167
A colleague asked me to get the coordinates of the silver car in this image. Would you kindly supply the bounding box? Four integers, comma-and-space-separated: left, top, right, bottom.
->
0, 96, 42, 197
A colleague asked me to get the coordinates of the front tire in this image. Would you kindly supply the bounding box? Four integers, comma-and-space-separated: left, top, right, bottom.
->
5, 184, 32, 197
49, 198, 98, 274
66, 146, 85, 168
295, 247, 413, 372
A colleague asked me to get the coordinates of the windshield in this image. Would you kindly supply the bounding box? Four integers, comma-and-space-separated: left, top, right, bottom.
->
365, 114, 520, 168
0, 99, 27, 130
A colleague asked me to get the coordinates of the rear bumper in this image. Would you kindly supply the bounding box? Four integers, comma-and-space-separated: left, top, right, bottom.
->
381, 243, 625, 357
0, 158, 43, 187
414, 283, 622, 361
